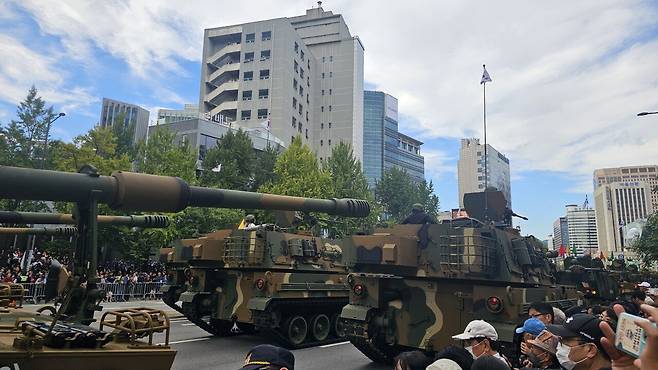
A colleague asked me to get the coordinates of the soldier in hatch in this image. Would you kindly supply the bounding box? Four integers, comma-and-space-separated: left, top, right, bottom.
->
401, 203, 436, 225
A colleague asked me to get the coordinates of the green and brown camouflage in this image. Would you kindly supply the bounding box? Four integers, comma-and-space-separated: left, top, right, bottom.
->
0, 211, 170, 228
338, 192, 581, 363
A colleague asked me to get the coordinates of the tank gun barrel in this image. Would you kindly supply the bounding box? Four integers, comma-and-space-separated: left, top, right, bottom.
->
0, 226, 77, 236
0, 211, 170, 228
0, 166, 370, 217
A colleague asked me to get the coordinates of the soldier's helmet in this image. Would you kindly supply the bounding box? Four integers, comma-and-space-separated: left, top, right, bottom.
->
412, 203, 423, 212
245, 214, 255, 222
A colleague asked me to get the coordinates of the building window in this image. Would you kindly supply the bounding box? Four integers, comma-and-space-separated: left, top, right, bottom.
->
322, 72, 325, 79
329, 71, 333, 77
299, 103, 303, 115
241, 110, 251, 120
293, 79, 298, 89
328, 122, 332, 128
243, 71, 253, 81
258, 89, 269, 99
292, 117, 296, 128
259, 70, 270, 80
321, 123, 324, 129
305, 128, 308, 139
257, 109, 268, 119
322, 89, 325, 96
242, 91, 252, 101
300, 50, 305, 60
320, 140, 323, 146
477, 151, 482, 156
328, 139, 331, 146
292, 97, 297, 109
329, 88, 332, 95
294, 42, 299, 53
307, 59, 310, 69
321, 106, 324, 112
322, 56, 325, 62
329, 105, 332, 111
245, 33, 255, 43
299, 86, 304, 96
307, 76, 310, 87
329, 55, 333, 62
292, 136, 295, 143
294, 60, 298, 73
299, 68, 304, 79
306, 111, 309, 121
260, 50, 271, 61
298, 122, 302, 133
306, 94, 309, 104
244, 52, 254, 63
261, 31, 271, 41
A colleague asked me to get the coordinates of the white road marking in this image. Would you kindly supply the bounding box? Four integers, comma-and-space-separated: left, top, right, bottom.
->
162, 337, 213, 345
181, 323, 197, 326
320, 341, 349, 348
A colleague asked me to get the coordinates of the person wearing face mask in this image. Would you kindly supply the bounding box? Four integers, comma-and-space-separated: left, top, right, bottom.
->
547, 314, 611, 370
516, 317, 547, 361
451, 320, 511, 368
519, 330, 561, 370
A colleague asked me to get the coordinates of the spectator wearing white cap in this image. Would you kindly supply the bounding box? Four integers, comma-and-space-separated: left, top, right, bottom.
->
452, 320, 510, 368
638, 282, 655, 305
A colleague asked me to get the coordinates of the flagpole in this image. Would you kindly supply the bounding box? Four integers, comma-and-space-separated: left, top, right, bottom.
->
483, 64, 488, 221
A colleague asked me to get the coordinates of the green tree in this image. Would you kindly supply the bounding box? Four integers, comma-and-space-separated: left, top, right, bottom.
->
134, 127, 197, 183
631, 213, 658, 268
111, 112, 137, 161
1, 86, 56, 168
252, 145, 279, 191
375, 167, 440, 223
324, 142, 378, 236
200, 129, 255, 190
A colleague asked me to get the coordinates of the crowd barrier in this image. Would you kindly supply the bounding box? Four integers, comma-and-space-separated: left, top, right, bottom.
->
21, 281, 167, 304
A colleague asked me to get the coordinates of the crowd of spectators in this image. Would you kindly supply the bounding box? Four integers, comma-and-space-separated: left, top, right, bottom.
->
0, 248, 167, 285
390, 283, 658, 370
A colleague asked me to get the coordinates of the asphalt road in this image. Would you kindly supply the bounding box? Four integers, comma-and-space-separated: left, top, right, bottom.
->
83, 300, 391, 370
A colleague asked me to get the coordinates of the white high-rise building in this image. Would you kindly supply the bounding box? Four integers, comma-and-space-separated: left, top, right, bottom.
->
198, 5, 364, 161
457, 138, 511, 208
157, 104, 200, 124
594, 165, 658, 212
594, 181, 654, 255
565, 204, 598, 257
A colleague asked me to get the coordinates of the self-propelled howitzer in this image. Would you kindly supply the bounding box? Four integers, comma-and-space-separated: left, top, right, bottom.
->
0, 211, 170, 228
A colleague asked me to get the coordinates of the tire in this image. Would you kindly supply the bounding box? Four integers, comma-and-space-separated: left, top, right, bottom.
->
331, 314, 346, 338
310, 314, 331, 341
284, 315, 308, 346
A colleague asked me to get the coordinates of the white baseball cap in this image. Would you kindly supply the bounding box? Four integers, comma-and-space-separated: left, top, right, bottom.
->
452, 320, 498, 341
639, 282, 651, 288
426, 359, 462, 370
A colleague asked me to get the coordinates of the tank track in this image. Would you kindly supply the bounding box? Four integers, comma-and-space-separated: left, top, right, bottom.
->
257, 297, 348, 349
348, 336, 396, 364
162, 293, 239, 336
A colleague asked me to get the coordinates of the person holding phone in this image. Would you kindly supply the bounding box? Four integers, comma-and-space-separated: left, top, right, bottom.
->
547, 314, 611, 370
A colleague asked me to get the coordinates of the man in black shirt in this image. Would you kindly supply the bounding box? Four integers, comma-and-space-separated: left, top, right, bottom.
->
402, 204, 436, 225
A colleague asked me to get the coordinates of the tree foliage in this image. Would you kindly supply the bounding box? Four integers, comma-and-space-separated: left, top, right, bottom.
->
134, 126, 197, 183
111, 111, 137, 161
324, 142, 378, 236
631, 213, 658, 268
200, 129, 256, 190
374, 167, 440, 223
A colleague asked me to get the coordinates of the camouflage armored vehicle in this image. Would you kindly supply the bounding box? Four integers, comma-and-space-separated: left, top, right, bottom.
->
0, 164, 366, 368
163, 208, 369, 348
554, 255, 619, 304
339, 191, 580, 363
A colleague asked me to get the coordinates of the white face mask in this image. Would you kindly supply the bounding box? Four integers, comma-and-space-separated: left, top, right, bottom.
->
465, 340, 484, 359
556, 342, 588, 370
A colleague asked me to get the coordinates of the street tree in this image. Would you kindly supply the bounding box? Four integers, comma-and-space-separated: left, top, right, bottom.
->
324, 142, 378, 236
375, 167, 440, 223
134, 126, 197, 183
631, 213, 658, 268
200, 129, 255, 190
252, 145, 279, 191
110, 112, 137, 161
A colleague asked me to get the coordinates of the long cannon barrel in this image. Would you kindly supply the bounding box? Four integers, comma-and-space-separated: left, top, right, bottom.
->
0, 211, 170, 228
0, 166, 370, 217
0, 226, 77, 236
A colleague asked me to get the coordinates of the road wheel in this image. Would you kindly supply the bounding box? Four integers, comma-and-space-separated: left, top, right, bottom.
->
310, 314, 331, 341
284, 315, 308, 346
331, 314, 346, 338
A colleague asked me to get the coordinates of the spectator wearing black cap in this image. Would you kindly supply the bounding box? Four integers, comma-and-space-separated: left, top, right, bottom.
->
547, 314, 610, 370
393, 350, 432, 370
239, 344, 294, 370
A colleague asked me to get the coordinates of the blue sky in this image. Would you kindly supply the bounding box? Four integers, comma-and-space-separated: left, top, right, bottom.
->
1, 1, 658, 238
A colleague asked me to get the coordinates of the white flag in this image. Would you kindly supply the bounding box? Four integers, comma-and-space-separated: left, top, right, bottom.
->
260, 118, 271, 131
211, 163, 222, 173
480, 65, 492, 84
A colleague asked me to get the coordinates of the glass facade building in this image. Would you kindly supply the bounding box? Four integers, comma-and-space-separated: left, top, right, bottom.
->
363, 90, 424, 188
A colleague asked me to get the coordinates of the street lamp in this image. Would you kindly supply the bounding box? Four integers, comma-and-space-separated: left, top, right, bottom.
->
42, 112, 66, 168
637, 111, 658, 116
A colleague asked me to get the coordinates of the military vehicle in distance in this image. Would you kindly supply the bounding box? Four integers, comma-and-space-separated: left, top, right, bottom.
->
339, 190, 580, 363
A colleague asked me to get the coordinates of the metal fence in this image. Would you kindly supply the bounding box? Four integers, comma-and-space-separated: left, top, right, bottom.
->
22, 282, 167, 304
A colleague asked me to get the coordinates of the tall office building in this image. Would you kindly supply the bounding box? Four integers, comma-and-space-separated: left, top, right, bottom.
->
565, 204, 598, 257
99, 98, 150, 142
457, 138, 512, 208
157, 104, 200, 124
198, 5, 364, 161
594, 181, 654, 255
594, 165, 658, 211
363, 91, 424, 188
552, 216, 569, 251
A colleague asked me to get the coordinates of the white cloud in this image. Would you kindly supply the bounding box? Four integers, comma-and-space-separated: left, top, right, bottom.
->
11, 0, 658, 188
0, 34, 98, 113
